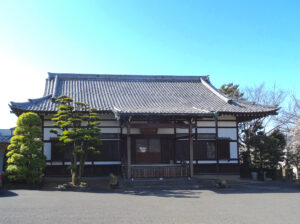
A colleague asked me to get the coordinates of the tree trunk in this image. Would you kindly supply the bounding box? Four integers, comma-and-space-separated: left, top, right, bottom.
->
71, 170, 77, 186
71, 152, 78, 186
78, 156, 85, 183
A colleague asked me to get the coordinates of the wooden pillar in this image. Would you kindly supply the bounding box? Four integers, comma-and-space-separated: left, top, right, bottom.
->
214, 113, 219, 173
127, 119, 131, 178
189, 119, 194, 177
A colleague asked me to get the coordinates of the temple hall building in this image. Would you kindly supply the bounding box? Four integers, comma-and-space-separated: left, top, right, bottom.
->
10, 73, 278, 178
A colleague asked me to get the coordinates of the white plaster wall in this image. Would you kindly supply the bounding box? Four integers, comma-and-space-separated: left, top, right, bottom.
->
218, 121, 236, 127
44, 120, 56, 126
197, 128, 216, 133
122, 128, 140, 134
219, 160, 238, 164
99, 120, 119, 127
44, 142, 51, 160
196, 121, 215, 127
176, 128, 189, 134
44, 128, 61, 141
218, 128, 237, 140
44, 115, 53, 120
230, 142, 238, 159
196, 161, 217, 164
176, 128, 197, 134
101, 128, 121, 133
157, 128, 174, 134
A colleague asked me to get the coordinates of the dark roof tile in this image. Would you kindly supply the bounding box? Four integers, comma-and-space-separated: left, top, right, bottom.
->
10, 73, 278, 116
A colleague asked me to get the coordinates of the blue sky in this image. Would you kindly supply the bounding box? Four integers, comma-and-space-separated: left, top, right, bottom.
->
0, 0, 299, 128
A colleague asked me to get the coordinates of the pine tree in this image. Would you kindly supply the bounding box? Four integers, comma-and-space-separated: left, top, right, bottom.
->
50, 96, 101, 185
220, 83, 244, 99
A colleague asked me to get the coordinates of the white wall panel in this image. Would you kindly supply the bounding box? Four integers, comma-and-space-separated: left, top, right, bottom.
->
176, 128, 189, 134
101, 128, 121, 133
44, 120, 55, 126
157, 128, 174, 134
218, 121, 236, 127
100, 120, 119, 127
219, 160, 238, 164
230, 142, 238, 159
44, 128, 60, 140
44, 143, 51, 160
197, 128, 216, 133
197, 121, 215, 127
122, 128, 140, 134
218, 128, 237, 140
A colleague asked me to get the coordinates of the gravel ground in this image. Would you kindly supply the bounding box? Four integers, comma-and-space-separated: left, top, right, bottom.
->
1, 182, 300, 224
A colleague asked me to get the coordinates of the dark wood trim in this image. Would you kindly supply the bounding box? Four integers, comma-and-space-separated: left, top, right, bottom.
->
43, 140, 52, 143
236, 121, 240, 165
197, 119, 237, 122
128, 123, 196, 129
195, 120, 198, 140
174, 118, 176, 163
43, 126, 121, 128
44, 125, 237, 129
127, 120, 131, 178
189, 119, 194, 177
41, 115, 44, 155
175, 139, 238, 142
43, 118, 118, 121
214, 114, 219, 172
196, 126, 236, 129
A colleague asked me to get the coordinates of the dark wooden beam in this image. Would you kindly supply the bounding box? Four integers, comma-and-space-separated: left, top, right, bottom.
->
127, 123, 196, 129
214, 113, 219, 173
127, 118, 131, 178
189, 119, 194, 177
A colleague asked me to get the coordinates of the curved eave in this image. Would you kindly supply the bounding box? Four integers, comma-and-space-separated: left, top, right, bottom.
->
221, 108, 279, 122
9, 95, 53, 115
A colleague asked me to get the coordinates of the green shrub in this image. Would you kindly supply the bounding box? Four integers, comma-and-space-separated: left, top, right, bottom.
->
6, 112, 46, 185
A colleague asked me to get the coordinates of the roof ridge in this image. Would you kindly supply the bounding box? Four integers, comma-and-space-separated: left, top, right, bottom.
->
48, 72, 209, 82
200, 77, 232, 104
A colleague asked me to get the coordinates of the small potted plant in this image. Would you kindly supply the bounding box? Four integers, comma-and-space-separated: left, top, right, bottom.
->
109, 173, 118, 189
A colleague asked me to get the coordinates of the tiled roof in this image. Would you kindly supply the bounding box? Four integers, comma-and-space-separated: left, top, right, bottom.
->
10, 73, 278, 116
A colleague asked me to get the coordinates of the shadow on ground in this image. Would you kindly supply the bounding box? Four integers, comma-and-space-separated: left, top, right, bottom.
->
0, 189, 18, 197
115, 188, 201, 198
210, 181, 300, 194
3, 179, 300, 198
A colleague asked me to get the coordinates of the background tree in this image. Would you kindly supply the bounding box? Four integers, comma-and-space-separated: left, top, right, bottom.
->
220, 83, 244, 99
50, 96, 101, 185
220, 83, 285, 167
286, 120, 300, 178
6, 112, 46, 185
248, 130, 285, 169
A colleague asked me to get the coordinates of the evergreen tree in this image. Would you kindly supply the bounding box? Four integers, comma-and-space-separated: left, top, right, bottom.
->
6, 112, 46, 185
50, 96, 101, 185
248, 130, 286, 169
220, 83, 244, 99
